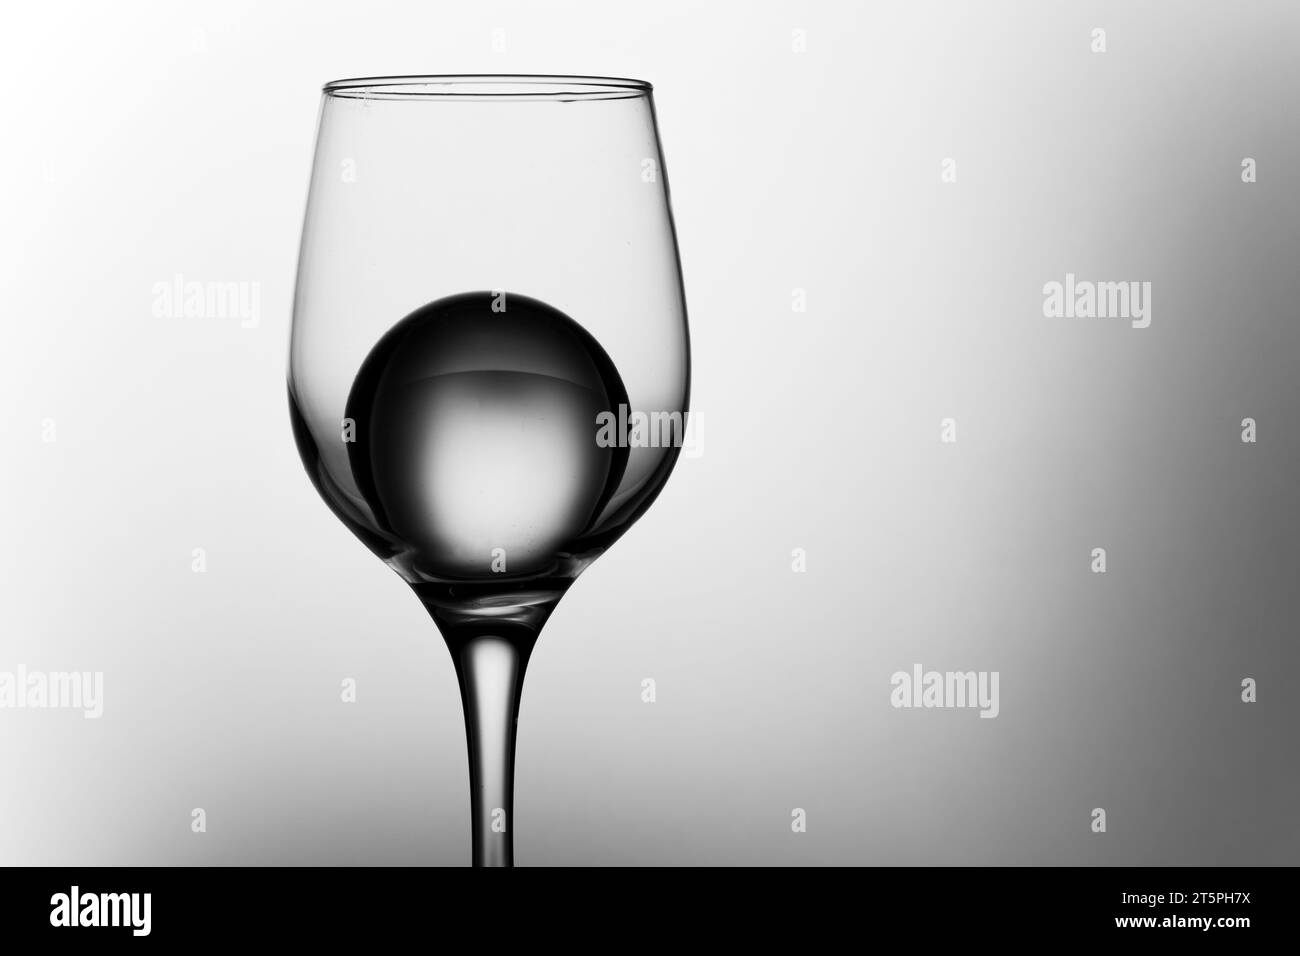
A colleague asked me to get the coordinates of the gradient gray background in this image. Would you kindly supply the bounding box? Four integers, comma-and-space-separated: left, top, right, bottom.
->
1, 0, 1296, 865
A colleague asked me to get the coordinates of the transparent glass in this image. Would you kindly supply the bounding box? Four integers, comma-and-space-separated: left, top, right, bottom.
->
288, 75, 690, 866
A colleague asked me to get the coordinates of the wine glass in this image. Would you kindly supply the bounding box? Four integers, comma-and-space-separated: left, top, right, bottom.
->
287, 76, 690, 867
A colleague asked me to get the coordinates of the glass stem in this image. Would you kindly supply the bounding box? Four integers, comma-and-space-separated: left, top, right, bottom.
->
445, 631, 536, 867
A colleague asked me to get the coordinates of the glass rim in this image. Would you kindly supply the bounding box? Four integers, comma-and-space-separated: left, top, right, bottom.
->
322, 74, 653, 101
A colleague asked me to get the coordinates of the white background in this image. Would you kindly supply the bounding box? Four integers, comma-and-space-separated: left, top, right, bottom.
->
1, 0, 1297, 864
